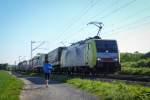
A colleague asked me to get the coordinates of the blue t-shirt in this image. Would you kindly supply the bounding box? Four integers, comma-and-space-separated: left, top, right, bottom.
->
43, 63, 52, 73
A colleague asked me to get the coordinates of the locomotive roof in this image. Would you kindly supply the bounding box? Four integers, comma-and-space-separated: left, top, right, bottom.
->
71, 36, 116, 46
94, 39, 116, 41
48, 46, 66, 54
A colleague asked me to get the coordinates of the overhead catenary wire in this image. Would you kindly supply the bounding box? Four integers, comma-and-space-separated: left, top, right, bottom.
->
110, 20, 150, 34
56, 0, 119, 44
105, 6, 150, 27
91, 0, 137, 20
51, 0, 102, 46
51, 0, 146, 50
103, 16, 150, 34
81, 0, 150, 39
89, 0, 120, 20
59, 25, 87, 44
63, 0, 137, 43
52, 0, 101, 40
99, 6, 150, 39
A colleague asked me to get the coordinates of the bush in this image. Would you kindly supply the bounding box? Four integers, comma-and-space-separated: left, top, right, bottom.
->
122, 59, 150, 68
135, 59, 150, 68
120, 52, 143, 62
120, 67, 150, 76
120, 52, 150, 63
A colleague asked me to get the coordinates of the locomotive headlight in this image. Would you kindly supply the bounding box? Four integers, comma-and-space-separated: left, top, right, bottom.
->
113, 58, 118, 61
97, 58, 101, 61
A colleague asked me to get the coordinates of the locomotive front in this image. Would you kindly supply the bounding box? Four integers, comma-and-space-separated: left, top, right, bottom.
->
95, 39, 121, 73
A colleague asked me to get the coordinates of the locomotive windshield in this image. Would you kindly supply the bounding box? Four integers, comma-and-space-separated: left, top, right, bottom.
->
95, 40, 118, 53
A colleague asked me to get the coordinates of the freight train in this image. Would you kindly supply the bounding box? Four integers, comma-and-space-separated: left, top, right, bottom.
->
18, 36, 121, 74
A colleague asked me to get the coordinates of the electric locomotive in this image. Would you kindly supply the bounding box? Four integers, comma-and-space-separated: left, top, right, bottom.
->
60, 36, 121, 73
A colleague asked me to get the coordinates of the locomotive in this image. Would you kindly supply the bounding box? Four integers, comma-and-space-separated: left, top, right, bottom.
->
48, 36, 121, 74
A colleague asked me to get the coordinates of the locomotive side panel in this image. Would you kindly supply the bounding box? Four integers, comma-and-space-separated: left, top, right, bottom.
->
61, 44, 86, 67
84, 40, 97, 68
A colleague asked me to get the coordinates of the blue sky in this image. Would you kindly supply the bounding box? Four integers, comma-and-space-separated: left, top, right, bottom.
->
0, 0, 150, 64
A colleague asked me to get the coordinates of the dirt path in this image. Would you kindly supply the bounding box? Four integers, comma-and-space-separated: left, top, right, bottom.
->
19, 76, 98, 100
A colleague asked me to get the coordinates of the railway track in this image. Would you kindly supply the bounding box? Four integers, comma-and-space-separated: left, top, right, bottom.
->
92, 74, 150, 87
58, 73, 150, 87
64, 73, 150, 82
86, 74, 150, 87
95, 74, 150, 82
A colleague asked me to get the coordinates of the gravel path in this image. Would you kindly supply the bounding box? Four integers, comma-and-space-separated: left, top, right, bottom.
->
20, 76, 99, 100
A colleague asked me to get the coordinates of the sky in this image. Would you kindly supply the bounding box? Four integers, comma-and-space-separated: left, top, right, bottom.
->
0, 0, 150, 64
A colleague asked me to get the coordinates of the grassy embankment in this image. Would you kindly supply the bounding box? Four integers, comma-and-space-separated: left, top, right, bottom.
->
120, 52, 150, 76
120, 59, 150, 76
0, 71, 23, 100
120, 67, 150, 76
51, 75, 150, 100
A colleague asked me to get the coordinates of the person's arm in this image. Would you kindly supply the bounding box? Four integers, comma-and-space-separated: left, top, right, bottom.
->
49, 64, 52, 70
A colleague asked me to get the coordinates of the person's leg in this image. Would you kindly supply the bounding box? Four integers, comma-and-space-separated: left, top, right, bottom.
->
46, 73, 50, 87
46, 80, 48, 87
45, 73, 48, 87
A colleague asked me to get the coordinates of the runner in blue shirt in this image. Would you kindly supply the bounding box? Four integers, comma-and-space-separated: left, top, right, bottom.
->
43, 60, 52, 87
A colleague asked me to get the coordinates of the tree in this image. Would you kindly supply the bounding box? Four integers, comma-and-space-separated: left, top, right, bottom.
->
0, 63, 8, 70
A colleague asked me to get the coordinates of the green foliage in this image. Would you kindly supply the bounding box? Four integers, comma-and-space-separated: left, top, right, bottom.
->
120, 52, 143, 62
120, 52, 150, 75
120, 67, 150, 76
66, 78, 150, 100
0, 71, 23, 100
120, 51, 150, 62
120, 52, 150, 76
135, 59, 150, 68
0, 63, 8, 70
142, 52, 150, 59
122, 59, 150, 68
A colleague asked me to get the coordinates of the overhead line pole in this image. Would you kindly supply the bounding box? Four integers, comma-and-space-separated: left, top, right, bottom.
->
31, 41, 33, 69
30, 41, 47, 69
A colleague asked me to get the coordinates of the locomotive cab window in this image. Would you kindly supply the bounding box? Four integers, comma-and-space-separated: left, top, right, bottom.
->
95, 40, 118, 53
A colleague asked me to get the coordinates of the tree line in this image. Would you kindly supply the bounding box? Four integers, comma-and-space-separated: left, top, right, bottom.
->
0, 63, 8, 70
120, 51, 150, 68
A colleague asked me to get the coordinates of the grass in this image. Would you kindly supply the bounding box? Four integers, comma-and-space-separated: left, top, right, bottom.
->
48, 75, 150, 100
121, 59, 150, 68
14, 71, 150, 100
66, 78, 150, 100
120, 67, 150, 76
0, 71, 23, 100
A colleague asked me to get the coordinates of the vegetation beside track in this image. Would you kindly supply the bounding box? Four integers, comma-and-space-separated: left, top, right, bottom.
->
120, 52, 150, 63
120, 67, 150, 76
13, 71, 150, 100
0, 71, 23, 100
49, 75, 150, 100
120, 52, 150, 76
